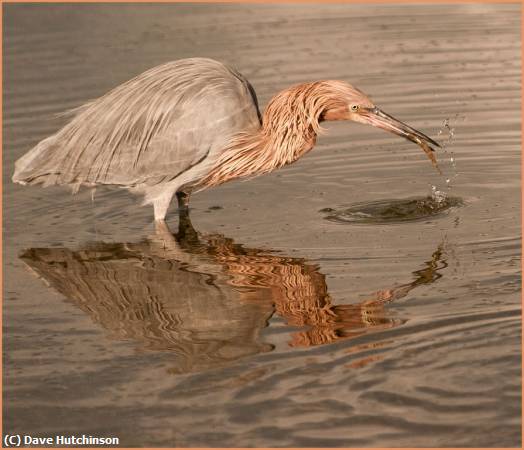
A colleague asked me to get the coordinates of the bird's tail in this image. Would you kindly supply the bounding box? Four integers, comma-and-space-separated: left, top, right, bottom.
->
12, 135, 63, 186
12, 102, 94, 188
13, 136, 52, 185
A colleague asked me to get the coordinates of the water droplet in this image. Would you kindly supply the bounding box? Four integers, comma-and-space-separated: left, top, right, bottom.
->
435, 116, 459, 188
431, 185, 447, 205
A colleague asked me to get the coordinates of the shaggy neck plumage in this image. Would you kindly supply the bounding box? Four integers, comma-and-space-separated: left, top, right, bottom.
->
200, 81, 349, 188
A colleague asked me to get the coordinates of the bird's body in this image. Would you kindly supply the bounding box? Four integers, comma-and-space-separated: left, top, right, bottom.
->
13, 57, 440, 221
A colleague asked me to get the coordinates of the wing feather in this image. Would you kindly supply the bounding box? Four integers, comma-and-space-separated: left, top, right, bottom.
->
13, 58, 261, 189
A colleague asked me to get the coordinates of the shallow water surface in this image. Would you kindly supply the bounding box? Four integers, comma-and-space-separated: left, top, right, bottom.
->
4, 3, 521, 447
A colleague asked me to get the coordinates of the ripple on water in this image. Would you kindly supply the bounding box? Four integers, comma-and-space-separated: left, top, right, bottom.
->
321, 196, 464, 225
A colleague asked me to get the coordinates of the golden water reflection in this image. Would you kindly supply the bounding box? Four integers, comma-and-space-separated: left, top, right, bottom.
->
20, 216, 447, 373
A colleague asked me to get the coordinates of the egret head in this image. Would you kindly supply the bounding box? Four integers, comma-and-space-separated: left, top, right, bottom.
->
320, 81, 441, 152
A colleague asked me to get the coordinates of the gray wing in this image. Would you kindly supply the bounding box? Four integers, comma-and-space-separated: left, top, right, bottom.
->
13, 58, 262, 189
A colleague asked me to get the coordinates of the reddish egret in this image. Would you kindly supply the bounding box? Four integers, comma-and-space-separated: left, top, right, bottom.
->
13, 57, 440, 221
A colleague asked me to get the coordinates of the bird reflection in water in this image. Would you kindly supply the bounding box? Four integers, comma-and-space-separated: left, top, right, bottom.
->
20, 215, 447, 373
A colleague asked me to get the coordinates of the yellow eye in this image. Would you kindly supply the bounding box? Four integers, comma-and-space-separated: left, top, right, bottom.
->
350, 104, 360, 112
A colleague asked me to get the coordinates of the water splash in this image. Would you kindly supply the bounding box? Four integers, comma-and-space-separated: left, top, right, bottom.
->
431, 185, 447, 205
431, 114, 464, 200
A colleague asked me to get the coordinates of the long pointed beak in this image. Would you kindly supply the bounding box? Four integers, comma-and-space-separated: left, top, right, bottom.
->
362, 106, 442, 173
364, 107, 441, 150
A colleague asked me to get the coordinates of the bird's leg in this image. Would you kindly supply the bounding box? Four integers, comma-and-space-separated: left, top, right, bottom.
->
174, 191, 195, 241
176, 207, 200, 245
153, 190, 176, 221
176, 191, 191, 211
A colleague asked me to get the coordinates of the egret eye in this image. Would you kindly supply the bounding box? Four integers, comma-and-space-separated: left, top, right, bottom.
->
350, 104, 360, 112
